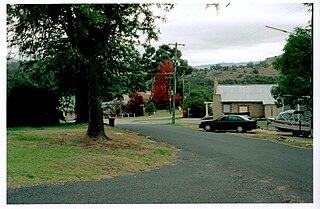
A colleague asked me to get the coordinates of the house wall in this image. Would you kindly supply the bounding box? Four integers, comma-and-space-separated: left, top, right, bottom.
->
264, 104, 282, 118
212, 94, 223, 119
230, 102, 264, 118
212, 98, 276, 118
210, 83, 282, 119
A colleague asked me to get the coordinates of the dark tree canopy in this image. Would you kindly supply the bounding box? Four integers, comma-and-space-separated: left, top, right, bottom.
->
7, 4, 174, 140
272, 27, 312, 108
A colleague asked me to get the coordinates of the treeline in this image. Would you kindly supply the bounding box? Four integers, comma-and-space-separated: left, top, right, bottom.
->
206, 60, 270, 71
221, 75, 277, 84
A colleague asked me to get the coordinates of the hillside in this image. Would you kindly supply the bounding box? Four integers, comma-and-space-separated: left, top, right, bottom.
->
187, 56, 280, 85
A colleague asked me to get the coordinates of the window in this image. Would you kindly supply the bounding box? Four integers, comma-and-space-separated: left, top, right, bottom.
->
219, 116, 228, 121
229, 116, 238, 121
239, 105, 248, 113
223, 104, 231, 113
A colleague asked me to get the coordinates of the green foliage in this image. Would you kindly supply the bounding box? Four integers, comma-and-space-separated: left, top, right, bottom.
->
7, 82, 60, 127
142, 44, 193, 92
7, 60, 61, 127
246, 62, 254, 68
251, 67, 259, 74
145, 102, 157, 113
183, 71, 213, 101
221, 76, 277, 85
255, 61, 270, 68
272, 27, 312, 108
182, 96, 205, 118
7, 4, 174, 137
210, 64, 223, 70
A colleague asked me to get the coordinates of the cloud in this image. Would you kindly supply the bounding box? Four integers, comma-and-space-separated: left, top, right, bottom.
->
154, 3, 311, 66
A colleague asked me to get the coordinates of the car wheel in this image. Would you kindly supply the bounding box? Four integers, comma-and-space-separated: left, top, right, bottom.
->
236, 126, 245, 133
302, 131, 310, 137
292, 130, 300, 137
204, 124, 211, 132
302, 132, 310, 137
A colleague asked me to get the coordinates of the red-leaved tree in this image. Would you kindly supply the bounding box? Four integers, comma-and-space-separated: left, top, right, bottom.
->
127, 92, 145, 116
152, 60, 180, 109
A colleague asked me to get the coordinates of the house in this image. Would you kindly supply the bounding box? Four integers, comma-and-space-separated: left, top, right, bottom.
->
137, 91, 152, 101
206, 80, 282, 119
102, 92, 152, 116
59, 96, 76, 121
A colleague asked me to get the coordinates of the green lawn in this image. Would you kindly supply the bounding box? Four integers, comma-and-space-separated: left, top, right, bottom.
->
7, 124, 176, 189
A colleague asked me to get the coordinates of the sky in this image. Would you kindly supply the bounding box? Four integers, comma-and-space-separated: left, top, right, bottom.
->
3, 2, 312, 66
151, 2, 311, 66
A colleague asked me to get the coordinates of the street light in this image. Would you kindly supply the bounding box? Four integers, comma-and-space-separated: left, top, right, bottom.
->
265, 25, 292, 34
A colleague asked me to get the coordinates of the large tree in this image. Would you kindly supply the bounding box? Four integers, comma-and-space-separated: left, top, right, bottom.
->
152, 60, 181, 109
271, 27, 312, 109
142, 44, 193, 100
7, 4, 173, 140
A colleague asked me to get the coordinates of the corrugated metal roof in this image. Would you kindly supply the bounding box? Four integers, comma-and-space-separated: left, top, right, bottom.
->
216, 84, 276, 105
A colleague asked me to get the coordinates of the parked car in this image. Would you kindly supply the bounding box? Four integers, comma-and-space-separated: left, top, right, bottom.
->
199, 115, 258, 132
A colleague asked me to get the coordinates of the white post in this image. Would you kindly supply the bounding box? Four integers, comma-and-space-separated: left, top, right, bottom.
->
205, 102, 209, 117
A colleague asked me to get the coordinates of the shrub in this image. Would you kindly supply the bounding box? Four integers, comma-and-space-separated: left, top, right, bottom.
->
145, 102, 157, 114
182, 96, 205, 118
7, 83, 60, 127
127, 92, 145, 116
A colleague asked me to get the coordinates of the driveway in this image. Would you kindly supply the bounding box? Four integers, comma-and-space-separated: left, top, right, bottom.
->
7, 121, 313, 203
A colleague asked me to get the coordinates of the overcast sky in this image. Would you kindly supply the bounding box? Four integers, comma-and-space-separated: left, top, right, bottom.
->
3, 2, 311, 66
152, 2, 311, 66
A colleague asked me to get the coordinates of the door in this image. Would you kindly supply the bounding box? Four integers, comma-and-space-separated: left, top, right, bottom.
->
228, 116, 240, 130
216, 116, 229, 130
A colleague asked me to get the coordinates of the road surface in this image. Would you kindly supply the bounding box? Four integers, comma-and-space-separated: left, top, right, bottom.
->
7, 121, 313, 203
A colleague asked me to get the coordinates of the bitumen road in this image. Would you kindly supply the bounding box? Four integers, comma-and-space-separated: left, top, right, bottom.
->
7, 121, 313, 204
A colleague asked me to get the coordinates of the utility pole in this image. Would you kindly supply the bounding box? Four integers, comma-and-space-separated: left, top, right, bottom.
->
169, 42, 185, 124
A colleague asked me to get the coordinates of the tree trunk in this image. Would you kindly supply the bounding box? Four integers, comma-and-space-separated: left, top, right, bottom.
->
75, 66, 89, 123
75, 93, 89, 123
85, 61, 109, 141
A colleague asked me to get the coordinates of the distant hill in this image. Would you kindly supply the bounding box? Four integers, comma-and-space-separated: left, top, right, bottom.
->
192, 61, 260, 69
186, 56, 280, 85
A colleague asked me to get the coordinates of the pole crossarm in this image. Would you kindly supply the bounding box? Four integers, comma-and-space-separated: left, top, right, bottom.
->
168, 42, 185, 124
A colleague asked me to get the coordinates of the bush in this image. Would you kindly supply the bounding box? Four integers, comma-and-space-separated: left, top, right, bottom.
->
145, 102, 157, 114
7, 83, 60, 127
127, 92, 145, 116
182, 96, 205, 118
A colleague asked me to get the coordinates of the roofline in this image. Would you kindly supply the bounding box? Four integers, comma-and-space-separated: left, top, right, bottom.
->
218, 84, 276, 86
221, 100, 276, 105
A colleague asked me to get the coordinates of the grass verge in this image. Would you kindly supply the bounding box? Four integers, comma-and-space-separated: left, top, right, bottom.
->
7, 124, 176, 189
177, 120, 313, 149
234, 129, 313, 149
